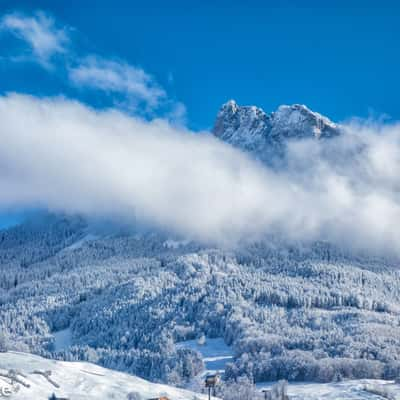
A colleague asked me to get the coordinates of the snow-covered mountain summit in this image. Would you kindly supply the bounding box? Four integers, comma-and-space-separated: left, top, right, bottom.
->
213, 100, 271, 151
212, 100, 340, 162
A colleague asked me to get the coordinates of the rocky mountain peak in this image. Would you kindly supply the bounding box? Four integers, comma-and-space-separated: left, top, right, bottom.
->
212, 100, 340, 163
271, 104, 339, 139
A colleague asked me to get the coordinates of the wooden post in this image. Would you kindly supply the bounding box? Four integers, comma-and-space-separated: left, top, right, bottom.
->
261, 389, 270, 400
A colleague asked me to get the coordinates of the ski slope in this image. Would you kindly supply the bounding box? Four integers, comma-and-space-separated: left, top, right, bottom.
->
0, 352, 217, 400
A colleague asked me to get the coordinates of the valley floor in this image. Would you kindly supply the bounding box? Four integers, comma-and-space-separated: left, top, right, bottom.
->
258, 380, 400, 399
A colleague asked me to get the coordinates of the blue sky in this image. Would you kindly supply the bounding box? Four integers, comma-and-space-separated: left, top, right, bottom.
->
0, 1, 399, 228
1, 1, 399, 127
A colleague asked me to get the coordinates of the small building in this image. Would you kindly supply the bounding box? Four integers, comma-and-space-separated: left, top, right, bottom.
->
205, 373, 220, 387
48, 394, 69, 400
147, 396, 169, 400
147, 397, 170, 400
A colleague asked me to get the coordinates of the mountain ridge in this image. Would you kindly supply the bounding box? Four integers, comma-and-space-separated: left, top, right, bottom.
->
212, 100, 340, 163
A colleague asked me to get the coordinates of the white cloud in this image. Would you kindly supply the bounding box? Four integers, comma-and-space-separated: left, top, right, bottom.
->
1, 10, 178, 114
68, 56, 166, 110
0, 93, 399, 255
1, 11, 68, 68
165, 101, 187, 125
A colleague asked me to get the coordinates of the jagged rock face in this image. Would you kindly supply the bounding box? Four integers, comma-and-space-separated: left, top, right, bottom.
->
213, 100, 272, 152
270, 104, 339, 139
212, 100, 340, 163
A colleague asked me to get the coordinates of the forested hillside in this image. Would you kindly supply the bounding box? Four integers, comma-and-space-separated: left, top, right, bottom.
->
1, 215, 400, 386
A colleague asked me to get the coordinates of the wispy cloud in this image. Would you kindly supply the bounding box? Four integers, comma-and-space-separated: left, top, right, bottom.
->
0, 10, 182, 115
0, 11, 68, 68
68, 56, 166, 110
0, 93, 399, 255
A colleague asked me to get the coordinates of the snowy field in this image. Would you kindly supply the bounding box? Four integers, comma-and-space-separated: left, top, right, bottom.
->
0, 352, 217, 400
1, 350, 400, 399
258, 380, 400, 399
176, 337, 233, 377
176, 338, 400, 399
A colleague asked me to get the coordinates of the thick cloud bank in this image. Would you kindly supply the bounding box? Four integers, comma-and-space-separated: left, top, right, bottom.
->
0, 93, 399, 253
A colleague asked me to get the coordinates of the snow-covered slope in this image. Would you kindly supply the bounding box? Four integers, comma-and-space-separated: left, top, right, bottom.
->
2, 352, 400, 400
2, 217, 400, 388
258, 380, 400, 400
0, 352, 215, 400
213, 100, 272, 153
212, 100, 340, 163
